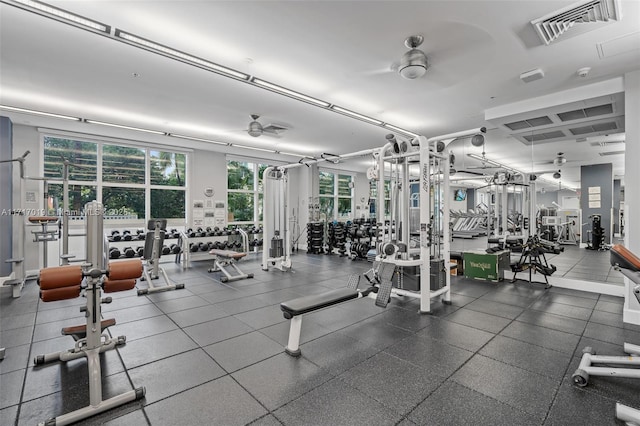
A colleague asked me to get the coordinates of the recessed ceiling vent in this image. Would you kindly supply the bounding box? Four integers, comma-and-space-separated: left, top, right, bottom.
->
531, 0, 622, 45
557, 103, 613, 121
589, 140, 624, 147
569, 121, 617, 135
522, 130, 566, 142
504, 116, 553, 130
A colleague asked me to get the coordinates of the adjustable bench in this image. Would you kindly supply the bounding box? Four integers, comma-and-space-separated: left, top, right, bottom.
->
208, 249, 254, 283
280, 262, 396, 357
572, 244, 640, 425
34, 259, 145, 425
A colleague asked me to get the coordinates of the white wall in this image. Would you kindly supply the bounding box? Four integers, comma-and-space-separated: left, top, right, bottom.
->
189, 149, 226, 227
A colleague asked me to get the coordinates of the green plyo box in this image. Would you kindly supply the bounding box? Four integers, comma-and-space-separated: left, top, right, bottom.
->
463, 250, 510, 282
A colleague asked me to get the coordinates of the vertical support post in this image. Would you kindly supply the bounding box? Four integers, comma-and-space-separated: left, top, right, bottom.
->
530, 182, 537, 237
84, 201, 105, 406
501, 184, 508, 237
262, 167, 274, 271
442, 151, 451, 304
62, 162, 69, 265
418, 136, 431, 313
377, 146, 388, 242
401, 158, 410, 248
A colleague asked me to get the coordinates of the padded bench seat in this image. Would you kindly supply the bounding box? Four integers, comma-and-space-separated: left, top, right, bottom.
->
209, 249, 246, 260
281, 288, 359, 319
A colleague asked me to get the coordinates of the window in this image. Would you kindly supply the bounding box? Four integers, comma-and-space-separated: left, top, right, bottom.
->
43, 136, 188, 223
227, 160, 267, 224
318, 170, 354, 220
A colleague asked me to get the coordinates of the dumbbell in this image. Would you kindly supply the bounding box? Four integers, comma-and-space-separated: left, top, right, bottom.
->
186, 228, 196, 238
136, 229, 146, 240
109, 247, 121, 259
135, 246, 145, 257
110, 230, 121, 241
231, 228, 240, 235
257, 239, 263, 247
214, 229, 223, 236
123, 247, 136, 258
207, 242, 215, 250
161, 245, 171, 255
221, 229, 230, 236
250, 239, 258, 247
122, 230, 133, 241
196, 242, 207, 252
170, 229, 179, 238
170, 244, 181, 254
233, 241, 242, 249
213, 241, 222, 249
206, 227, 215, 237
189, 243, 199, 252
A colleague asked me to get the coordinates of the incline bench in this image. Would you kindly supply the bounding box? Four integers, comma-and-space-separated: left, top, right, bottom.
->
208, 249, 254, 283
280, 262, 396, 356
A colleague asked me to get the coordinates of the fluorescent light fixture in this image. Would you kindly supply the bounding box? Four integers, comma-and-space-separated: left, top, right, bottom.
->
252, 79, 330, 107
7, 0, 110, 32
85, 119, 165, 135
278, 151, 314, 158
169, 133, 228, 146
115, 30, 249, 80
384, 124, 420, 138
0, 105, 81, 121
332, 106, 383, 125
468, 153, 501, 166
231, 144, 277, 153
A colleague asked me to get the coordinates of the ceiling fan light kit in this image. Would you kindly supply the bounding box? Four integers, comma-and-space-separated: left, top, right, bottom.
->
399, 35, 429, 80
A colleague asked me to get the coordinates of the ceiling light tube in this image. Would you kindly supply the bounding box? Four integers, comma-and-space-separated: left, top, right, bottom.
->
384, 124, 420, 138
7, 0, 110, 33
231, 144, 277, 153
278, 151, 314, 158
0, 105, 81, 121
85, 119, 165, 135
169, 133, 228, 146
467, 153, 501, 166
332, 106, 383, 125
115, 30, 249, 80
252, 79, 330, 107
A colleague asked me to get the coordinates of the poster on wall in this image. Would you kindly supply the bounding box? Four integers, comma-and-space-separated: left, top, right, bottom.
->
589, 201, 601, 208
588, 186, 601, 194
193, 200, 204, 227
214, 200, 226, 228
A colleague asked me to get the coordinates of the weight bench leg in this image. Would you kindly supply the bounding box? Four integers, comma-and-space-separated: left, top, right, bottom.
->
285, 316, 302, 357
616, 403, 640, 425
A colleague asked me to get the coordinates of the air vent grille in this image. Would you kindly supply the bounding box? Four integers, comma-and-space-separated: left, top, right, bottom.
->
569, 121, 617, 135
557, 103, 613, 121
522, 130, 566, 142
590, 140, 625, 147
599, 151, 625, 156
531, 0, 622, 45
504, 116, 553, 130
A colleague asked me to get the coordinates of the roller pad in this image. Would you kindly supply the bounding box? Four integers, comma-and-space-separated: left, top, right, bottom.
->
39, 265, 83, 290
280, 288, 359, 318
108, 259, 143, 280
40, 285, 81, 302
103, 279, 137, 293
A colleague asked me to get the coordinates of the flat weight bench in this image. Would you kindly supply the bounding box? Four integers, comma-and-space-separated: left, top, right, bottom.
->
34, 259, 145, 426
572, 244, 640, 425
280, 262, 396, 357
208, 249, 254, 283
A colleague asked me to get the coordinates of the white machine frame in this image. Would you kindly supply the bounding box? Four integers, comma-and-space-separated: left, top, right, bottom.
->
262, 166, 293, 271
137, 219, 185, 295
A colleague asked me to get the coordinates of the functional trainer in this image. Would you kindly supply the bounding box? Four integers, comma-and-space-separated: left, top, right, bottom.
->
137, 219, 185, 295
33, 201, 145, 426
208, 249, 254, 283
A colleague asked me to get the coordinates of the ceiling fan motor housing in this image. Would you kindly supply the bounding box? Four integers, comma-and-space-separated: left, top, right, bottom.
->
248, 120, 263, 137
399, 49, 428, 79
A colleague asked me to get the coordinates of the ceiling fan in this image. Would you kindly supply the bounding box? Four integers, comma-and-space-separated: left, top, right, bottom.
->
536, 152, 574, 167
247, 114, 288, 138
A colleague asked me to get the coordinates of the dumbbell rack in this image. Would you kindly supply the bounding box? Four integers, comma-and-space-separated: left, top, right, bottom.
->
105, 229, 181, 261
178, 229, 247, 269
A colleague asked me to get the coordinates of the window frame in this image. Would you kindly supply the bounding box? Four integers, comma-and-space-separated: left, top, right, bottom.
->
318, 168, 355, 220
226, 157, 272, 226
41, 132, 189, 227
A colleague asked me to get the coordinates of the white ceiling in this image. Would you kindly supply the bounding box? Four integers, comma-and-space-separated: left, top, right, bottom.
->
1, 0, 639, 191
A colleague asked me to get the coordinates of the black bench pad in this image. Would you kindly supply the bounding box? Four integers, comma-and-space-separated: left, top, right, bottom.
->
281, 288, 359, 318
